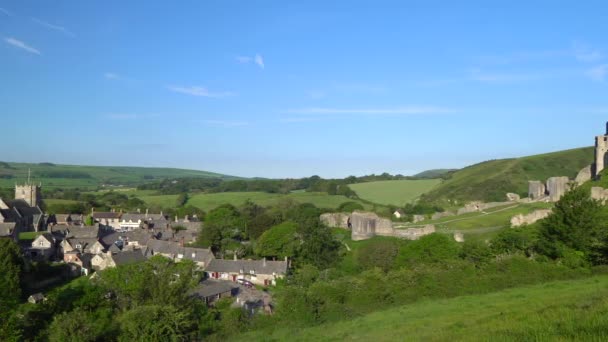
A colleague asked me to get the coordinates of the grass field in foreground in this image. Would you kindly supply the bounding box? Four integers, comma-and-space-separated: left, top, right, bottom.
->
348, 179, 442, 206
138, 191, 374, 211
235, 275, 608, 341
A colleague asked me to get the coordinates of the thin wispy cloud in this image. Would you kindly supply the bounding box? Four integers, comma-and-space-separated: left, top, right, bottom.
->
31, 17, 75, 37
104, 72, 121, 80
254, 54, 264, 69
288, 106, 454, 115
573, 42, 602, 62
4, 37, 40, 55
202, 120, 249, 127
0, 7, 13, 16
168, 85, 235, 98
236, 54, 265, 69
586, 65, 608, 81
236, 56, 252, 64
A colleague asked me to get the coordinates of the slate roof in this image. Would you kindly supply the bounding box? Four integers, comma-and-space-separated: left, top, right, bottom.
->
206, 259, 288, 275
112, 250, 146, 266
92, 212, 121, 219
0, 208, 21, 222
145, 239, 214, 265
66, 237, 101, 252
64, 226, 101, 239
190, 279, 238, 298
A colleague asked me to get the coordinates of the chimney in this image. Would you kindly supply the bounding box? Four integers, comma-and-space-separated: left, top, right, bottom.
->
180, 237, 184, 247
145, 208, 148, 217
233, 253, 237, 261
137, 208, 140, 213
175, 215, 178, 222
184, 215, 188, 222
263, 257, 266, 267
91, 207, 95, 214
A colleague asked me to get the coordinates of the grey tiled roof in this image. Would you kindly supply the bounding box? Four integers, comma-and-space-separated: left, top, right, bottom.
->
112, 250, 146, 266
206, 259, 288, 275
190, 279, 238, 298
92, 212, 121, 219
145, 239, 214, 265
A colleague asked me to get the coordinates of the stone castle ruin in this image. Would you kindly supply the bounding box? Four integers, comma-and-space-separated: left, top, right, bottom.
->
593, 122, 608, 178
320, 211, 436, 241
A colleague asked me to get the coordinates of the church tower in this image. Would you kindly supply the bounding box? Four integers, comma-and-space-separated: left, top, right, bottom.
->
14, 169, 42, 207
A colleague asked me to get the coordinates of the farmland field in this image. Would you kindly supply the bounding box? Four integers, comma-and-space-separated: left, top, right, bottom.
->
136, 191, 374, 211
348, 179, 442, 206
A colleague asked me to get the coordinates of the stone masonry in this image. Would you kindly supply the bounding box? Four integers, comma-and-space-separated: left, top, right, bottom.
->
593, 122, 608, 178
320, 213, 350, 229
546, 177, 570, 202
576, 165, 592, 185
510, 209, 552, 227
528, 181, 546, 200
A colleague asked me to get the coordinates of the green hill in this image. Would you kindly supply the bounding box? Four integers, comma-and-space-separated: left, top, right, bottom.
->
413, 168, 458, 179
348, 179, 442, 206
0, 162, 235, 189
236, 274, 608, 341
422, 147, 594, 203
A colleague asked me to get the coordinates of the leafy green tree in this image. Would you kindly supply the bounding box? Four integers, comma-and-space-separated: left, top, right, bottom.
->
297, 223, 341, 269
175, 193, 189, 207
0, 239, 23, 310
197, 204, 246, 252
460, 240, 494, 266
536, 186, 608, 263
394, 233, 460, 267
356, 239, 400, 272
118, 305, 194, 341
255, 221, 299, 259
337, 201, 364, 213
491, 226, 538, 256
85, 215, 95, 226
48, 308, 116, 342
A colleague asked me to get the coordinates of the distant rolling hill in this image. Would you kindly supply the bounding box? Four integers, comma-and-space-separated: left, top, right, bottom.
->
0, 162, 236, 189
421, 147, 594, 203
413, 168, 458, 179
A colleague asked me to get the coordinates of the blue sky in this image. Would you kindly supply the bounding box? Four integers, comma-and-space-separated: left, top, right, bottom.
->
1, 1, 607, 178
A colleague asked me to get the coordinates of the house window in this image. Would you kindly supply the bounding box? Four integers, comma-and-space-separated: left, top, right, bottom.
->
177, 254, 183, 259
249, 270, 255, 275
76, 244, 82, 249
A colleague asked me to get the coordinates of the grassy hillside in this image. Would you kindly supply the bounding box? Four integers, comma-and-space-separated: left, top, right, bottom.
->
348, 179, 441, 206
422, 147, 594, 203
413, 168, 457, 179
236, 274, 608, 341
137, 191, 375, 211
0, 162, 234, 189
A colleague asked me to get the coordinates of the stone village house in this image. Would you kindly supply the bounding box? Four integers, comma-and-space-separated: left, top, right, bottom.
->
205, 257, 289, 286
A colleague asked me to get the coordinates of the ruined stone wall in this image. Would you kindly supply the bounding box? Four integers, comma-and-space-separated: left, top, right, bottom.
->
457, 201, 510, 215
393, 225, 435, 240
506, 193, 521, 201
431, 211, 454, 220
591, 187, 608, 202
576, 165, 592, 185
320, 213, 350, 229
412, 215, 425, 223
546, 177, 570, 202
510, 209, 552, 227
350, 211, 393, 241
595, 134, 608, 178
453, 232, 465, 242
528, 181, 546, 200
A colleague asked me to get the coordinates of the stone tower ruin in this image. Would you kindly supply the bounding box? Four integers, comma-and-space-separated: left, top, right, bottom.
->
593, 122, 608, 179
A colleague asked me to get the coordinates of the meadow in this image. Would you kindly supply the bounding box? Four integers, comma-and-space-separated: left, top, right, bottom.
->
348, 179, 442, 206
136, 191, 374, 211
236, 274, 608, 341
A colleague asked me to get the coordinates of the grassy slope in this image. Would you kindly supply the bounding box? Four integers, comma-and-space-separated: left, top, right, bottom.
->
348, 179, 442, 206
423, 147, 594, 203
413, 168, 457, 179
138, 191, 375, 211
236, 275, 608, 341
0, 162, 234, 189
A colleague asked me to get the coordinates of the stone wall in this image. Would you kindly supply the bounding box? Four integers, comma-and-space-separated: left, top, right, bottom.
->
510, 209, 552, 227
350, 211, 393, 241
320, 213, 350, 229
506, 193, 521, 201
453, 232, 465, 242
528, 181, 546, 200
457, 201, 510, 215
576, 165, 592, 185
412, 215, 425, 223
591, 187, 608, 202
393, 225, 436, 240
431, 211, 455, 220
546, 177, 570, 202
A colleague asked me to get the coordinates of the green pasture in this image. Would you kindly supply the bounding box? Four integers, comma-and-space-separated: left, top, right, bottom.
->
348, 179, 442, 206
